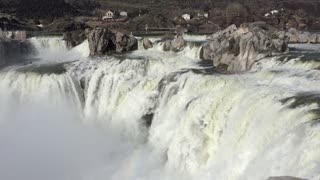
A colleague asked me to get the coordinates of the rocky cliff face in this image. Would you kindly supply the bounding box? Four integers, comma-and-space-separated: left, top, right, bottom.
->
202, 22, 289, 73
87, 28, 138, 55
62, 21, 90, 48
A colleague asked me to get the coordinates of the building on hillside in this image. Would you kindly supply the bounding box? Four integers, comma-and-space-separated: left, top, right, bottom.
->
182, 14, 191, 21
102, 10, 115, 20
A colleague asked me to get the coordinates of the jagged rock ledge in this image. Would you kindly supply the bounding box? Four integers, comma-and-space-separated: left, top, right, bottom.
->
202, 22, 289, 73
74, 22, 293, 73
86, 28, 138, 56
286, 28, 320, 44
140, 22, 290, 73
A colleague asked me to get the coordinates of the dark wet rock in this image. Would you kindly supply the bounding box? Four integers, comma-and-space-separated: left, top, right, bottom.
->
18, 63, 67, 75
281, 92, 320, 109
142, 38, 153, 49
63, 30, 87, 48
267, 176, 307, 180
202, 23, 289, 73
87, 28, 138, 56
87, 28, 114, 55
142, 113, 154, 128
60, 20, 90, 48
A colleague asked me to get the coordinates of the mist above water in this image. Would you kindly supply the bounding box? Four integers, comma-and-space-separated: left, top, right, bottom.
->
0, 98, 185, 180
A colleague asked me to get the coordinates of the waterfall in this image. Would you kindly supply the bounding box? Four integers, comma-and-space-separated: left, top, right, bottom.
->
28, 36, 67, 52
28, 37, 89, 62
138, 40, 203, 59
182, 34, 208, 42
78, 51, 320, 179
0, 41, 320, 180
0, 67, 84, 113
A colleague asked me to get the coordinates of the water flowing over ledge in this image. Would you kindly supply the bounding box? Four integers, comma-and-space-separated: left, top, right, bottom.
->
0, 35, 320, 180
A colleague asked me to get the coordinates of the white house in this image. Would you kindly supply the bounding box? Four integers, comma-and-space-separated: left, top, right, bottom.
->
182, 14, 191, 21
102, 10, 114, 20
120, 11, 128, 17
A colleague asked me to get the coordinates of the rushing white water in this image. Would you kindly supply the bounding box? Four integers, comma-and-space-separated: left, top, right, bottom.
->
28, 37, 89, 63
182, 34, 208, 42
0, 38, 320, 180
138, 40, 203, 59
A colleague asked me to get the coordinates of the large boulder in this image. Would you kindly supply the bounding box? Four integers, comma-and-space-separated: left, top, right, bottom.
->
87, 28, 138, 56
202, 23, 289, 73
112, 32, 138, 53
87, 28, 114, 55
63, 29, 89, 48
171, 35, 187, 52
267, 176, 307, 180
142, 38, 153, 49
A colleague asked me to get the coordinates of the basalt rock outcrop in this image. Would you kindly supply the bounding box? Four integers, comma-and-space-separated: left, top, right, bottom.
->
87, 28, 138, 56
141, 35, 187, 52
286, 28, 320, 44
113, 32, 138, 53
63, 29, 90, 48
60, 20, 91, 48
202, 23, 289, 73
142, 38, 153, 49
170, 35, 187, 52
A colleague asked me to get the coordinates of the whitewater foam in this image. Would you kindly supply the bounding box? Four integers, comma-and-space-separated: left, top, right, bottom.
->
28, 37, 89, 63
0, 39, 320, 180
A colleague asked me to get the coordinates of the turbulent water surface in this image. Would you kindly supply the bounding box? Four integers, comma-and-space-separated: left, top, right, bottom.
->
0, 36, 320, 180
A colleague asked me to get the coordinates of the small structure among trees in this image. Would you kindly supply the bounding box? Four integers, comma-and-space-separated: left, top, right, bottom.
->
102, 10, 115, 20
